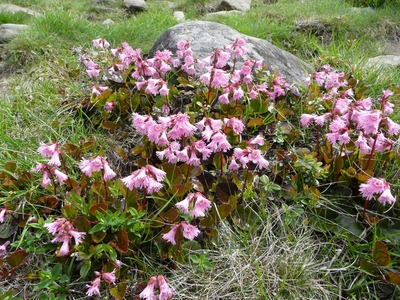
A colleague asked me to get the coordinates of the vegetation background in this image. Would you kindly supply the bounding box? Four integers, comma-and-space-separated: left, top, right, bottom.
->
1, 0, 400, 299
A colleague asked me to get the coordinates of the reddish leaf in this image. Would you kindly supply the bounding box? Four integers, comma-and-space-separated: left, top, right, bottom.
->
63, 143, 80, 156
247, 117, 264, 128
372, 241, 390, 266
90, 203, 108, 217
110, 230, 129, 253
171, 182, 192, 197
80, 140, 96, 153
73, 216, 92, 234
102, 121, 119, 131
7, 250, 28, 268
385, 272, 400, 286
3, 161, 17, 174
114, 148, 128, 161
360, 260, 378, 275
92, 230, 107, 243
216, 181, 238, 203
159, 209, 179, 223
216, 204, 233, 220
40, 196, 59, 213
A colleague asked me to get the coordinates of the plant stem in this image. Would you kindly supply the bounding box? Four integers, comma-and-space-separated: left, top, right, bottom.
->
142, 188, 147, 210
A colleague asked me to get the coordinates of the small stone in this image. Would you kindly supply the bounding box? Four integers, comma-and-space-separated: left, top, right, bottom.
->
102, 19, 114, 26
123, 0, 147, 13
0, 24, 28, 42
205, 10, 245, 17
217, 0, 252, 12
366, 55, 400, 69
173, 11, 185, 22
0, 4, 39, 16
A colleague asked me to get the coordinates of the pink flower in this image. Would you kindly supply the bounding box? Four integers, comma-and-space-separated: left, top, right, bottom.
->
79, 156, 116, 181
162, 224, 180, 245
181, 221, 200, 240
105, 101, 116, 113
0, 208, 7, 223
51, 168, 69, 185
225, 117, 245, 134
176, 192, 212, 217
166, 113, 197, 140
139, 276, 157, 300
102, 269, 116, 284
92, 84, 109, 96
0, 241, 10, 257
122, 165, 166, 194
44, 218, 86, 256
359, 177, 389, 200
162, 222, 200, 244
378, 189, 396, 205
37, 142, 61, 166
353, 110, 382, 135
207, 131, 231, 152
248, 149, 269, 169
132, 113, 154, 135
355, 132, 371, 154
157, 275, 175, 300
93, 38, 110, 49
384, 117, 400, 136
32, 163, 51, 187
86, 277, 101, 297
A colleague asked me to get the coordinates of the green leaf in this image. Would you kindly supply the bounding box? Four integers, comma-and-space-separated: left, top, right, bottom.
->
33, 279, 54, 291
372, 241, 390, 266
80, 261, 91, 278
62, 205, 77, 220
190, 255, 200, 264
51, 264, 62, 278
110, 280, 127, 300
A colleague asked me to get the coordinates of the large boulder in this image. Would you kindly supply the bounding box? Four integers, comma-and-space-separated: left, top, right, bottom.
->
149, 21, 312, 86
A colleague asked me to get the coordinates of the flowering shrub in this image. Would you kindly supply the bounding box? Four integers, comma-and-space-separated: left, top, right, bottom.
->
0, 36, 399, 298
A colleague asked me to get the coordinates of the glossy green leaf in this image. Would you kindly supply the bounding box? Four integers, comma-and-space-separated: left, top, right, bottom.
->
110, 280, 127, 300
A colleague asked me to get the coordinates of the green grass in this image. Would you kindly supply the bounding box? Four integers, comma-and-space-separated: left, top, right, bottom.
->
1, 0, 400, 299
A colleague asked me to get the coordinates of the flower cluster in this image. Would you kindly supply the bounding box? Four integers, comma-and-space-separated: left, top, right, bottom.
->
44, 218, 86, 256
359, 177, 396, 205
122, 165, 166, 194
139, 275, 175, 300
86, 269, 116, 297
33, 142, 69, 188
79, 155, 116, 181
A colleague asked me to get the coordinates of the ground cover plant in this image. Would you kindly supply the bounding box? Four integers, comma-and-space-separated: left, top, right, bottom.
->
1, 0, 400, 299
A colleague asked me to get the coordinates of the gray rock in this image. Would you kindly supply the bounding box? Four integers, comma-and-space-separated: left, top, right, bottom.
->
173, 11, 185, 22
217, 0, 252, 12
0, 24, 28, 42
366, 55, 400, 68
205, 10, 245, 17
149, 21, 312, 86
0, 4, 39, 16
123, 0, 147, 13
102, 19, 115, 26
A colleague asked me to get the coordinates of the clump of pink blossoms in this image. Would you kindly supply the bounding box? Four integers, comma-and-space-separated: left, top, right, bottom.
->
79, 155, 116, 181
359, 177, 396, 205
139, 275, 175, 300
86, 269, 116, 297
162, 221, 201, 245
44, 218, 86, 256
122, 164, 166, 194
